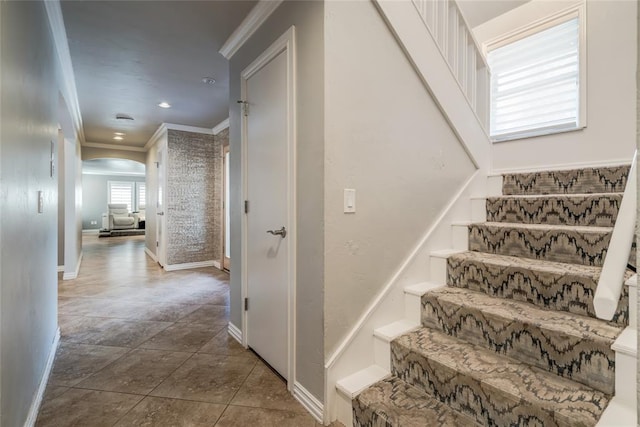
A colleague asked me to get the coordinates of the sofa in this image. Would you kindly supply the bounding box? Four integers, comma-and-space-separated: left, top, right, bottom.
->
108, 204, 136, 230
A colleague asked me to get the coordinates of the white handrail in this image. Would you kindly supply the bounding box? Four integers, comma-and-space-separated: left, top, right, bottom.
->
594, 150, 637, 321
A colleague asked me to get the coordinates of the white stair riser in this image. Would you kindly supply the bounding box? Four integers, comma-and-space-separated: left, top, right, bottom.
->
336, 392, 353, 426
405, 292, 422, 324
374, 336, 390, 371
615, 350, 637, 408
471, 198, 486, 222
451, 224, 469, 251
487, 175, 503, 197
429, 256, 448, 284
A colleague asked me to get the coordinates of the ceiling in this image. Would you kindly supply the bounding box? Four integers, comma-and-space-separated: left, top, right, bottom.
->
457, 0, 531, 28
82, 158, 146, 176
61, 0, 256, 148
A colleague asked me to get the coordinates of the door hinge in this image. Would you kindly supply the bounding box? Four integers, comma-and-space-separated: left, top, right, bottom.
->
244, 297, 249, 311
155, 161, 159, 168
244, 200, 249, 214
156, 241, 159, 247
237, 100, 249, 116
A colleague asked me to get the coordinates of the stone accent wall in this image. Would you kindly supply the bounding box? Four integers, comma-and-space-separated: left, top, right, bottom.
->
166, 130, 221, 265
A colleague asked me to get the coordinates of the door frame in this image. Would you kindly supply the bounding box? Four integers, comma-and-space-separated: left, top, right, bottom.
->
156, 142, 167, 267
240, 26, 297, 389
221, 144, 230, 271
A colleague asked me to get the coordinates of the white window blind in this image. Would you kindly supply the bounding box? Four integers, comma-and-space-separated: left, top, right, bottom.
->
136, 182, 146, 210
108, 181, 133, 211
488, 17, 580, 140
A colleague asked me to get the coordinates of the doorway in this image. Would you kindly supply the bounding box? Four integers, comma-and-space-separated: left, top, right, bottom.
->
241, 27, 296, 384
222, 144, 231, 271
156, 144, 167, 267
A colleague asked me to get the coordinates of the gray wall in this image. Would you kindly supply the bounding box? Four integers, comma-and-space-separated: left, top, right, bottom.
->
0, 1, 61, 424
229, 0, 325, 401
82, 174, 145, 230
166, 130, 220, 265
58, 130, 65, 267
83, 146, 146, 164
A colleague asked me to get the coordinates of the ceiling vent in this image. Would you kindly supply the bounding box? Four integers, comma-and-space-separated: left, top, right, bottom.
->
115, 113, 134, 120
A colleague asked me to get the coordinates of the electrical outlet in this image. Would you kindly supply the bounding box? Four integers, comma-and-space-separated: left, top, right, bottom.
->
91, 220, 97, 225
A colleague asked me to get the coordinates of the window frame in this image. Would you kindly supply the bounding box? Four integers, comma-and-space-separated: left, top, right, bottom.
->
108, 180, 135, 212
484, 2, 587, 142
136, 181, 146, 211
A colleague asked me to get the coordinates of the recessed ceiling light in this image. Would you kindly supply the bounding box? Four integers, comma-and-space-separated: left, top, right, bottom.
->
202, 77, 216, 85
158, 102, 171, 109
114, 132, 125, 136
113, 136, 124, 141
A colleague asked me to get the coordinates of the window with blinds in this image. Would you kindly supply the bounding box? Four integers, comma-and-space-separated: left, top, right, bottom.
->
108, 181, 134, 212
488, 15, 582, 141
136, 182, 146, 210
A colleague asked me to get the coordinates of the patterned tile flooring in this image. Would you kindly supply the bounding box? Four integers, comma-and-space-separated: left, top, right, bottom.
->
37, 235, 336, 427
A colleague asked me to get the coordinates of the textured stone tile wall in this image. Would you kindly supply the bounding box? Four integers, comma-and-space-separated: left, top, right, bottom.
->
166, 130, 221, 265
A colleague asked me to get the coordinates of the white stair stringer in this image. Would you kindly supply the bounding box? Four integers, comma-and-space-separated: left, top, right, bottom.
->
597, 326, 637, 426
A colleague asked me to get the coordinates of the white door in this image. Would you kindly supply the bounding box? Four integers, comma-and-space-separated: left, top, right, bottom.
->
156, 145, 166, 266
223, 146, 231, 271
245, 45, 291, 379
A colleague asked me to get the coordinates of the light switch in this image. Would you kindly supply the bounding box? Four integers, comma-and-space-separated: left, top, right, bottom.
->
38, 191, 44, 213
344, 189, 356, 213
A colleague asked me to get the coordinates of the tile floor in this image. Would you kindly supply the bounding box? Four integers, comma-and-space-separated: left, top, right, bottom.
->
37, 235, 336, 426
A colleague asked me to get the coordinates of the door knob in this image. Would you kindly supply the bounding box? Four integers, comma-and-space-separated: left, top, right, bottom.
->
157, 212, 164, 216
266, 226, 287, 238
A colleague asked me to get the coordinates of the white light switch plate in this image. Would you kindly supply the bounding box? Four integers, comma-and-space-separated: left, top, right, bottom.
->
344, 189, 356, 213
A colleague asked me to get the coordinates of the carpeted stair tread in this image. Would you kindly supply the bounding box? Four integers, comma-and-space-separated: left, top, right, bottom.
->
353, 377, 481, 427
486, 193, 623, 227
421, 287, 620, 393
391, 328, 610, 426
469, 222, 612, 266
446, 251, 629, 324
502, 166, 629, 195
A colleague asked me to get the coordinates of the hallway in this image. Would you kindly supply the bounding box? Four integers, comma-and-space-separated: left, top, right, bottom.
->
37, 235, 322, 426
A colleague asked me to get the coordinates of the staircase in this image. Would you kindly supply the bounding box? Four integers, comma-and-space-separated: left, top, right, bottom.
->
351, 165, 632, 426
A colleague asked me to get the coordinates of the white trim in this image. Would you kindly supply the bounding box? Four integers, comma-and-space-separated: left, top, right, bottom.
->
82, 229, 99, 234
228, 322, 243, 345
63, 251, 83, 280
212, 260, 222, 270
293, 382, 323, 423
212, 118, 230, 135
82, 170, 145, 177
23, 328, 60, 427
241, 26, 297, 391
44, 1, 85, 143
82, 142, 146, 152
57, 265, 64, 273
490, 157, 633, 175
163, 260, 216, 272
219, 0, 284, 59
144, 124, 168, 151
164, 123, 214, 135
144, 247, 158, 263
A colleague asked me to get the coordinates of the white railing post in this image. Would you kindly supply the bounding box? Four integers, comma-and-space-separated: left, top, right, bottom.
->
594, 151, 637, 320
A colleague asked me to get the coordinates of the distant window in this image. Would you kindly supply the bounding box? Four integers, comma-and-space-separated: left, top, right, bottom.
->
108, 181, 134, 211
487, 8, 585, 141
136, 182, 146, 210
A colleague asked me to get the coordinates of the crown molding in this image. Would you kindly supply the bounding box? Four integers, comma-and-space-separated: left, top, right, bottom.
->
164, 123, 215, 135
219, 0, 284, 59
82, 142, 146, 152
44, 0, 85, 144
212, 118, 230, 135
144, 123, 168, 151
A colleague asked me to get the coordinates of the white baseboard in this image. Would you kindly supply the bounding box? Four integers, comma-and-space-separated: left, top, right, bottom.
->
293, 382, 324, 424
63, 251, 83, 280
144, 247, 158, 262
164, 260, 216, 272
56, 265, 64, 273
81, 229, 99, 234
228, 322, 242, 344
24, 328, 60, 427
213, 260, 222, 270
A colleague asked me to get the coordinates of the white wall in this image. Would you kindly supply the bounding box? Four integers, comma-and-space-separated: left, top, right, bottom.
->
473, 0, 637, 172
323, 0, 476, 356
63, 138, 83, 278
145, 130, 167, 258
0, 1, 63, 423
